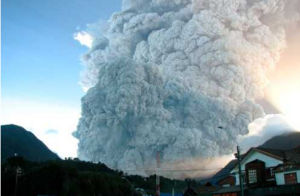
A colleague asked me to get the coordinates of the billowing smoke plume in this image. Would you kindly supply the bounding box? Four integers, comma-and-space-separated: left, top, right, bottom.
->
238, 114, 295, 152
74, 0, 300, 176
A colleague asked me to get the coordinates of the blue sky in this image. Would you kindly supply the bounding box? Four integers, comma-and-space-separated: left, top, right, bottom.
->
2, 0, 121, 157
2, 0, 121, 104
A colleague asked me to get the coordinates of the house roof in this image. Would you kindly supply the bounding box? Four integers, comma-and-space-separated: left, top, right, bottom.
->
217, 175, 235, 185
257, 146, 300, 163
245, 159, 265, 165
274, 163, 300, 173
244, 146, 300, 163
254, 147, 285, 161
231, 146, 300, 171
195, 185, 219, 194
214, 159, 238, 178
212, 186, 245, 194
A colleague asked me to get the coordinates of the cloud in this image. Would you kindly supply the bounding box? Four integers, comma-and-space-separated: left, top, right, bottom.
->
74, 31, 93, 48
74, 0, 300, 177
45, 129, 59, 135
238, 114, 295, 152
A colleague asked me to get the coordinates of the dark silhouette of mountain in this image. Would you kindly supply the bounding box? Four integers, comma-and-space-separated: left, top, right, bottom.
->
1, 124, 60, 162
260, 131, 300, 150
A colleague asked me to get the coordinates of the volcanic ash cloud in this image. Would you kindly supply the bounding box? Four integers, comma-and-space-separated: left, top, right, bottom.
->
74, 0, 300, 176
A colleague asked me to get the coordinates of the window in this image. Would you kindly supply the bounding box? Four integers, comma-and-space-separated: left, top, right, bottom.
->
248, 169, 257, 184
284, 172, 297, 185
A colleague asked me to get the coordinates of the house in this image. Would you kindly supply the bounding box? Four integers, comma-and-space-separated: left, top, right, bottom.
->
213, 159, 238, 187
230, 146, 300, 187
198, 146, 300, 196
217, 175, 235, 187
212, 186, 241, 196
274, 163, 300, 185
230, 147, 284, 186
273, 147, 300, 185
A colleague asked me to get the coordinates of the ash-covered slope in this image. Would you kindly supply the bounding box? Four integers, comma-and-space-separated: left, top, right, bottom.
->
1, 124, 60, 162
260, 131, 300, 150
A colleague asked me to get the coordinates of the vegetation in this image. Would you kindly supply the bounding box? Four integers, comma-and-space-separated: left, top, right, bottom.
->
2, 156, 135, 196
2, 156, 193, 196
1, 124, 197, 195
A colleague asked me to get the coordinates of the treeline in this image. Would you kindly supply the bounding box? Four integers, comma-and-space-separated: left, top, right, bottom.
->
2, 156, 134, 196
2, 156, 196, 196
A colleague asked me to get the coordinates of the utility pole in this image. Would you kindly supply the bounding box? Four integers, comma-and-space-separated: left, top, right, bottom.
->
156, 151, 160, 196
172, 180, 176, 196
14, 167, 22, 196
237, 146, 244, 196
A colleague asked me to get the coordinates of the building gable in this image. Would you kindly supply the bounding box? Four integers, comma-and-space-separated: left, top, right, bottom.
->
231, 149, 283, 173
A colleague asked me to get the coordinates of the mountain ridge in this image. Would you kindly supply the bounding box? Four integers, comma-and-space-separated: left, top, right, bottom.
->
260, 131, 300, 150
1, 124, 60, 162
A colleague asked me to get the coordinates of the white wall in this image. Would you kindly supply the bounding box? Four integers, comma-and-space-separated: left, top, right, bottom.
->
234, 173, 240, 185
231, 150, 283, 185
275, 170, 300, 185
234, 171, 245, 185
